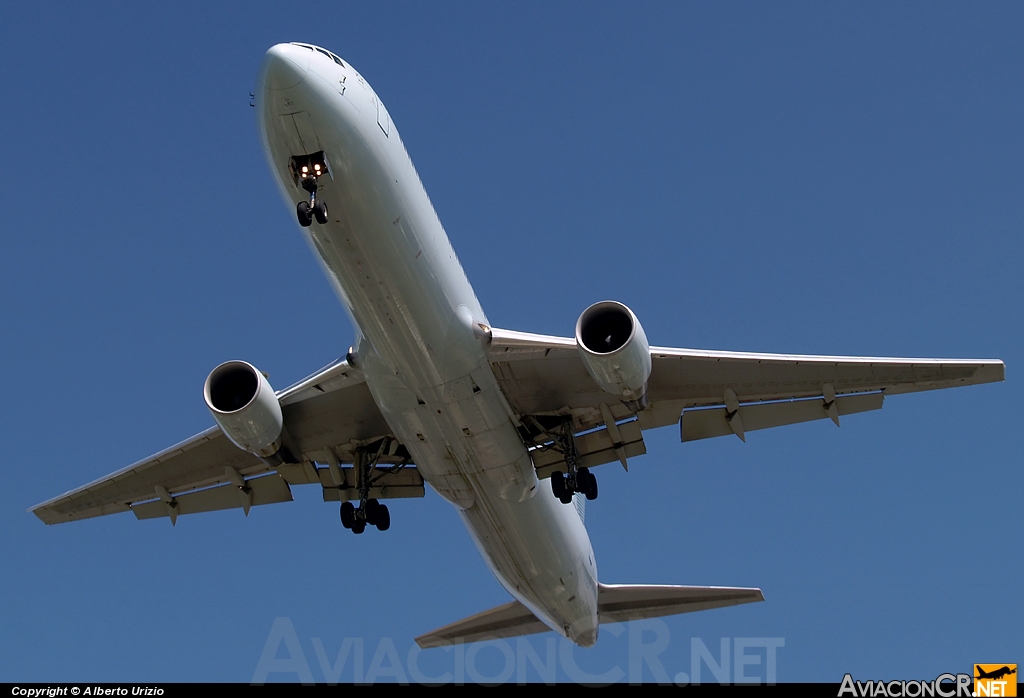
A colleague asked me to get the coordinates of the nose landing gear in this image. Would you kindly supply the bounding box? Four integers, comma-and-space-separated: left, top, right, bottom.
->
290, 151, 331, 227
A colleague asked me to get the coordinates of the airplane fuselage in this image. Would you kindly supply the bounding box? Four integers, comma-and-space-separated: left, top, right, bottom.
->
257, 43, 598, 645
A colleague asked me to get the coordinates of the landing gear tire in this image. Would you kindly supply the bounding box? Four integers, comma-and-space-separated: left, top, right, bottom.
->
375, 504, 391, 531
551, 472, 567, 501
296, 201, 313, 227
313, 200, 329, 224
352, 521, 366, 534
340, 501, 355, 528
365, 498, 381, 526
582, 469, 598, 501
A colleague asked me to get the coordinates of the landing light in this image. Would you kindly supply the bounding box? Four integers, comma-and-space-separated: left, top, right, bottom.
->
288, 151, 332, 187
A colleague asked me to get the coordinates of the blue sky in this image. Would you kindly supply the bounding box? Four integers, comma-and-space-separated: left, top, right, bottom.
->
1, 2, 1020, 683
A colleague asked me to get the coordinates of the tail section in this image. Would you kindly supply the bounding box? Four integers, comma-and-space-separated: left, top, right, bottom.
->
415, 583, 764, 648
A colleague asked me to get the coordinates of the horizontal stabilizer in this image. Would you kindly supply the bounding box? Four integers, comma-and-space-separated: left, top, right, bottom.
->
415, 583, 764, 648
596, 583, 764, 623
415, 599, 548, 649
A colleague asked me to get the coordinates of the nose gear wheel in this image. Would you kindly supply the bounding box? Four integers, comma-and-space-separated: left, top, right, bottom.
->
296, 201, 313, 227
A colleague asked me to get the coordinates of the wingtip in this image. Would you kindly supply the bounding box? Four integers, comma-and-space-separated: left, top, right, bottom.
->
971, 361, 1006, 386
413, 633, 445, 650
30, 508, 63, 526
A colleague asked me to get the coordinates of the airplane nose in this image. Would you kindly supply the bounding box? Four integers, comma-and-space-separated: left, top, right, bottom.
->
261, 43, 310, 91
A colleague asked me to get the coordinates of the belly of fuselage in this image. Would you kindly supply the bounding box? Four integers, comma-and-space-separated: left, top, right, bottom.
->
256, 43, 598, 644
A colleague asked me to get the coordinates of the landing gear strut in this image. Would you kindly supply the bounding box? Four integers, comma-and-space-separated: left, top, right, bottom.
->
547, 420, 598, 504
338, 440, 392, 534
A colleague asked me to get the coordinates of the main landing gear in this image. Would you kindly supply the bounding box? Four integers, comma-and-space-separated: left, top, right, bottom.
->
339, 440, 392, 534
547, 420, 599, 504
551, 467, 597, 504
340, 498, 390, 534
291, 152, 330, 227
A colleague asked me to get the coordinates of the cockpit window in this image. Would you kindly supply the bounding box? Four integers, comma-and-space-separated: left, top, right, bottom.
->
287, 43, 344, 67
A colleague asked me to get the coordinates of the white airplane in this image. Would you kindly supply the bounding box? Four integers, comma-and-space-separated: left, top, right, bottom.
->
32, 43, 1004, 649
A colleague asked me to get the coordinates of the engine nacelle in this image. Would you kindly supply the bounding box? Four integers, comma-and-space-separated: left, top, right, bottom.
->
575, 301, 652, 410
204, 360, 284, 459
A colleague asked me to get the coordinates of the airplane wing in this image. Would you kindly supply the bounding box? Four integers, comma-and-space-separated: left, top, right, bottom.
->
487, 328, 1004, 473
32, 359, 422, 525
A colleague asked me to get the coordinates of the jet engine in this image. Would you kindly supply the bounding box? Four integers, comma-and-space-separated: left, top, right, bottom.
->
204, 360, 284, 460
575, 301, 651, 410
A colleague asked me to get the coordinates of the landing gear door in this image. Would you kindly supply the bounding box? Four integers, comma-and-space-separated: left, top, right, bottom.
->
280, 111, 322, 156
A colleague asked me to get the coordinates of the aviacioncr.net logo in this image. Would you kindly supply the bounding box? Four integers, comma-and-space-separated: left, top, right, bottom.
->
974, 664, 1017, 698
838, 673, 973, 697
